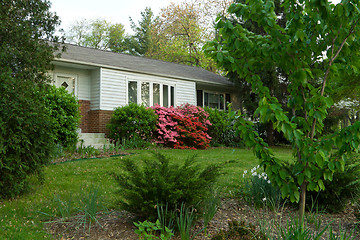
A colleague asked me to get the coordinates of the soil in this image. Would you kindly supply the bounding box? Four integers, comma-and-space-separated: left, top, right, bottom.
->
45, 198, 359, 240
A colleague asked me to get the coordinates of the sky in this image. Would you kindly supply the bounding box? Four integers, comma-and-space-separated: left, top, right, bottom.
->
50, 0, 342, 34
50, 0, 183, 34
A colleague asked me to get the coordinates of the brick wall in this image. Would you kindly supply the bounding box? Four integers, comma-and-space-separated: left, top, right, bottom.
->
88, 110, 113, 137
79, 100, 91, 133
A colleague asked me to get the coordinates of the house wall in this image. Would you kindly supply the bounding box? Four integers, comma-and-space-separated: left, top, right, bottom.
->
50, 66, 91, 101
100, 68, 197, 111
52, 64, 223, 136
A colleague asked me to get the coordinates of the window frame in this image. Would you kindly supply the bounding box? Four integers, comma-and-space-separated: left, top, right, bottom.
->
126, 79, 176, 107
54, 73, 78, 96
202, 91, 226, 110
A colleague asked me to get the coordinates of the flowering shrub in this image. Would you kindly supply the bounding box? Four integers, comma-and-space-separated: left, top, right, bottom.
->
151, 105, 179, 145
151, 104, 211, 149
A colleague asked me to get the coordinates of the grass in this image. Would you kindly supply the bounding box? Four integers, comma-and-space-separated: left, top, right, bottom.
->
0, 147, 293, 239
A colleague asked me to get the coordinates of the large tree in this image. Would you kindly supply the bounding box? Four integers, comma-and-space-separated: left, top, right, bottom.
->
0, 0, 63, 198
66, 18, 126, 51
205, 0, 360, 224
148, 1, 218, 71
125, 7, 157, 56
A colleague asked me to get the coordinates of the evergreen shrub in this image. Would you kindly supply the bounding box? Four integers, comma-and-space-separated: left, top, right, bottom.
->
0, 74, 56, 199
112, 152, 221, 221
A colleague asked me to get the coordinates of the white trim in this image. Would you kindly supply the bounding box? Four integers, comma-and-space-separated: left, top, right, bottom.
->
203, 90, 226, 110
54, 58, 232, 86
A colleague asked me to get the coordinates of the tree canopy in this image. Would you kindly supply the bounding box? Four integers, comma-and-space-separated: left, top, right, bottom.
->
0, 0, 63, 198
205, 0, 360, 223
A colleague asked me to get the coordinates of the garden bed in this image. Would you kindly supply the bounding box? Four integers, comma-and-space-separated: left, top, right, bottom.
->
46, 198, 359, 239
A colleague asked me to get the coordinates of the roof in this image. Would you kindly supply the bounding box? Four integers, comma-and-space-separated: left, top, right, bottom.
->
55, 43, 233, 86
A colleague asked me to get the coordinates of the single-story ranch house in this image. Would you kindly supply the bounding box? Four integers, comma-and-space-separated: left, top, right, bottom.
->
50, 43, 240, 137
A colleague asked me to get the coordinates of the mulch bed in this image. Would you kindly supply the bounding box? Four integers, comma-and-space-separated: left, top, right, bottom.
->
45, 198, 359, 239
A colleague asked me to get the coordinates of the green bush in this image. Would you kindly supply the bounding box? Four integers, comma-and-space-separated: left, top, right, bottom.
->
112, 152, 221, 221
0, 74, 56, 199
107, 103, 158, 145
306, 154, 360, 213
204, 106, 241, 147
44, 85, 81, 148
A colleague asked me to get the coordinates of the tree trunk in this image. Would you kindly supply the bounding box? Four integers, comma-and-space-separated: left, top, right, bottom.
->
266, 122, 274, 146
299, 181, 307, 228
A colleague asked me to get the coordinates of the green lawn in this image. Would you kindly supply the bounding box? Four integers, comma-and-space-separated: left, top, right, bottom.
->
0, 147, 293, 239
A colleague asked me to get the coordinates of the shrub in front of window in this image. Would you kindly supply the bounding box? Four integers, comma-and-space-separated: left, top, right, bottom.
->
107, 103, 158, 144
44, 85, 81, 148
205, 106, 241, 147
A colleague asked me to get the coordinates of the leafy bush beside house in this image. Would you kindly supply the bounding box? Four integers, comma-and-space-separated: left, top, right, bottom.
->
44, 85, 81, 148
107, 103, 158, 144
205, 106, 241, 147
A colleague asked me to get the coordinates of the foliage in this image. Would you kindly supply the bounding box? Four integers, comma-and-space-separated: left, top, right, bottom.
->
306, 154, 360, 213
205, 106, 241, 147
40, 186, 106, 233
148, 1, 216, 71
0, 0, 63, 199
176, 203, 197, 240
205, 0, 360, 223
151, 104, 211, 149
112, 152, 221, 221
125, 7, 157, 56
238, 165, 282, 210
65, 18, 126, 51
44, 85, 81, 148
107, 103, 158, 144
211, 220, 268, 240
134, 219, 174, 240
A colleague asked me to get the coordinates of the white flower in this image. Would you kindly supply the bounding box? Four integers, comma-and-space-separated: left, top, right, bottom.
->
264, 176, 267, 180
262, 197, 267, 201
257, 165, 260, 169
252, 172, 257, 176
267, 180, 271, 184
244, 170, 248, 174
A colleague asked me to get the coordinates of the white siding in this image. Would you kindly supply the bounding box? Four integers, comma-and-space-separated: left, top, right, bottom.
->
99, 69, 197, 110
100, 68, 127, 110
175, 80, 196, 106
50, 66, 91, 100
91, 69, 101, 110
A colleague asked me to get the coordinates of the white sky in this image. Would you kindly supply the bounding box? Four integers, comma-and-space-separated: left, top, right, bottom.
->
50, 0, 342, 34
50, 0, 183, 34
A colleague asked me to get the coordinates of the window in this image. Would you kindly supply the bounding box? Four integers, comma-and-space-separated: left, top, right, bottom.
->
128, 81, 137, 104
55, 74, 77, 95
153, 83, 160, 105
128, 80, 175, 107
202, 91, 228, 110
141, 82, 150, 107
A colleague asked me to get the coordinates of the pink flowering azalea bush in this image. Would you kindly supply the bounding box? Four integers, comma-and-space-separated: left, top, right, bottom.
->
151, 104, 211, 149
